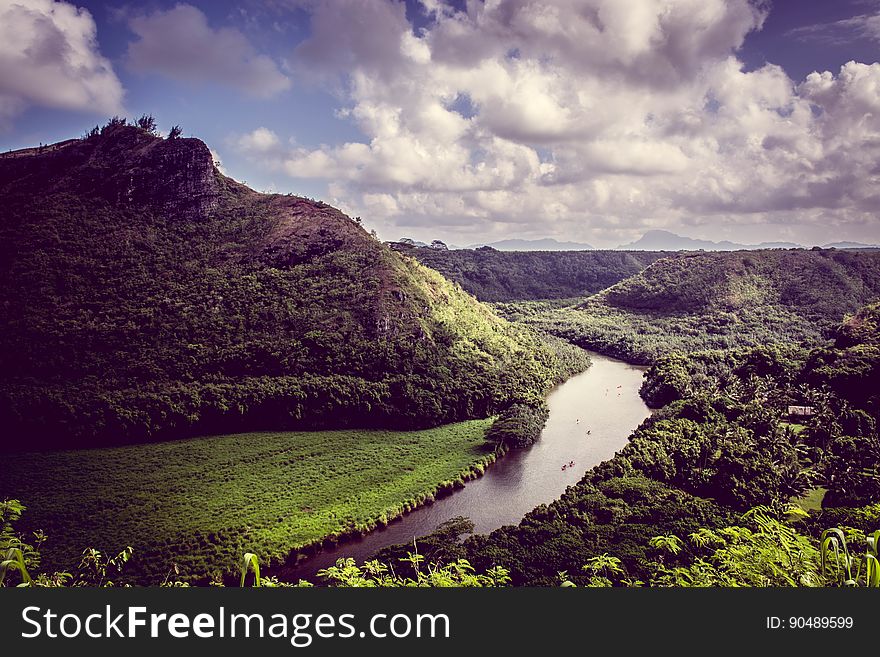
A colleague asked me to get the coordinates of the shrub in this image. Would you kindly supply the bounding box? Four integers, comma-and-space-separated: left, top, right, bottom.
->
484, 403, 550, 448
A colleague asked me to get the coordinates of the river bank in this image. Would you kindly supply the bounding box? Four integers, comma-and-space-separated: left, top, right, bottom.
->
277, 351, 651, 582
0, 421, 500, 584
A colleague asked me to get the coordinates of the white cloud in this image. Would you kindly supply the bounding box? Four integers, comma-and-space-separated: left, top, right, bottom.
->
291, 0, 413, 82
126, 4, 290, 98
0, 0, 124, 127
232, 127, 281, 153
789, 11, 880, 44
236, 0, 879, 246
209, 147, 226, 174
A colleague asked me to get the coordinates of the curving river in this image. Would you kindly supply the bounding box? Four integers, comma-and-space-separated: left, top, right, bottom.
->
280, 351, 651, 581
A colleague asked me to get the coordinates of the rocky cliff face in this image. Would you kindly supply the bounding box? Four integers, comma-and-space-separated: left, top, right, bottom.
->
0, 125, 220, 221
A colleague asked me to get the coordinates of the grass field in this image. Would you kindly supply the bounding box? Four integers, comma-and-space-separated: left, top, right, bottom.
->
1, 420, 496, 583
793, 486, 828, 512
780, 422, 807, 435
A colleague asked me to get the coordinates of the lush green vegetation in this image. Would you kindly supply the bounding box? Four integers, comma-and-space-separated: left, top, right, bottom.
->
397, 244, 662, 301
3, 497, 513, 587
381, 303, 880, 586
484, 403, 550, 448
315, 556, 511, 587
565, 506, 879, 588
8, 496, 875, 588
0, 421, 500, 583
503, 250, 880, 364
7, 294, 880, 590
0, 124, 572, 448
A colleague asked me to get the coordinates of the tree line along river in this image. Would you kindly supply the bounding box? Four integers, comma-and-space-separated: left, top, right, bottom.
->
280, 352, 652, 581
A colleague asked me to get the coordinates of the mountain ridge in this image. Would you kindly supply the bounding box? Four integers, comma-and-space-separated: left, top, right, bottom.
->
519, 249, 880, 364
395, 243, 663, 301
617, 229, 879, 251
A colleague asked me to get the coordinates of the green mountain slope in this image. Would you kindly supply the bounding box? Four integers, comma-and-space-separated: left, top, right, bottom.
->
393, 243, 663, 301
0, 124, 574, 448
519, 250, 880, 364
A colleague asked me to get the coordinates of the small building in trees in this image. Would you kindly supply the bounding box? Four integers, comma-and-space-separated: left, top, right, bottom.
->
787, 405, 815, 418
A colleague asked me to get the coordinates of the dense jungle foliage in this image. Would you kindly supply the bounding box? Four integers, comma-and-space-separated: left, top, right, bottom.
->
397, 244, 663, 301
369, 303, 880, 586
0, 125, 581, 448
501, 250, 880, 364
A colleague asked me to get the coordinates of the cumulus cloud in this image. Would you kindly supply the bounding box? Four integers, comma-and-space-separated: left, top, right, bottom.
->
126, 4, 290, 98
234, 0, 879, 245
292, 0, 413, 82
0, 0, 124, 127
232, 126, 281, 153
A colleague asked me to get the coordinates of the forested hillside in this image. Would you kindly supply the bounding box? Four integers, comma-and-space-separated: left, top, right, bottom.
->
511, 250, 880, 364
396, 244, 663, 301
374, 304, 880, 586
0, 124, 579, 448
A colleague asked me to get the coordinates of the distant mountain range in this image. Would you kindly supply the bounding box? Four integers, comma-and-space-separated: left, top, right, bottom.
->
467, 238, 595, 251
824, 241, 880, 250
397, 230, 879, 252
617, 230, 879, 251
616, 230, 802, 251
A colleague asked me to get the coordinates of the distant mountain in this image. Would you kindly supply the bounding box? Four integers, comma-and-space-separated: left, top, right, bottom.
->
618, 230, 801, 251
757, 241, 804, 249
823, 241, 880, 249
468, 238, 594, 251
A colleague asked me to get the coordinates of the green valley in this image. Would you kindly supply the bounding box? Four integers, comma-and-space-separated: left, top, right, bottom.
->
0, 420, 497, 584
432, 303, 880, 586
2, 122, 879, 593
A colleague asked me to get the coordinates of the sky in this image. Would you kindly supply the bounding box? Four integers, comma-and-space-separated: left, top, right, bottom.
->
1, 0, 879, 248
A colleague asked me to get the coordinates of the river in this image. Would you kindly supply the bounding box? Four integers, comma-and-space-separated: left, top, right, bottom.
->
280, 351, 651, 581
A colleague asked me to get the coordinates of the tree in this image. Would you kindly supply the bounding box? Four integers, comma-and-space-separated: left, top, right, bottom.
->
136, 114, 158, 134
100, 116, 127, 135
640, 353, 692, 407
168, 125, 182, 140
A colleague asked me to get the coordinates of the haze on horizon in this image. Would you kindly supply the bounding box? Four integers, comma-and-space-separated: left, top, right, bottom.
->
1, 0, 879, 249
